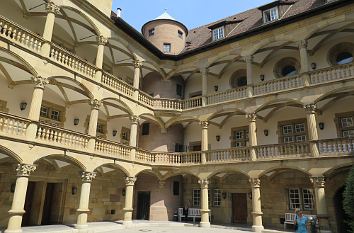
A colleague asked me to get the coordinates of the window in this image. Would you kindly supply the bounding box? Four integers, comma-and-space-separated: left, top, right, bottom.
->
40, 106, 49, 118
39, 102, 64, 124
163, 43, 171, 53
281, 65, 298, 77
148, 28, 155, 36
173, 181, 180, 196
178, 30, 183, 38
212, 27, 225, 41
96, 123, 105, 134
176, 84, 183, 97
231, 127, 249, 147
279, 120, 307, 144
50, 110, 60, 121
275, 58, 300, 78
142, 123, 150, 135
0, 100, 8, 112
213, 189, 221, 207
336, 52, 353, 65
192, 189, 200, 207
288, 188, 314, 210
336, 113, 354, 138
230, 69, 247, 88
329, 43, 354, 66
263, 7, 279, 23
175, 143, 185, 152
121, 127, 130, 142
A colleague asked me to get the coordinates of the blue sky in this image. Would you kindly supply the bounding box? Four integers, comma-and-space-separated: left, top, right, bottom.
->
112, 0, 273, 31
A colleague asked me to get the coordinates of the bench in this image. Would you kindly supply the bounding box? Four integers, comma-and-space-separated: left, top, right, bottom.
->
173, 208, 186, 222
188, 208, 201, 224
284, 213, 317, 230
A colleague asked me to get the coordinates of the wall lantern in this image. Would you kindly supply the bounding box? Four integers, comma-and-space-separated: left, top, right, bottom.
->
74, 118, 80, 126
71, 186, 78, 195
260, 75, 265, 81
214, 85, 219, 92
248, 192, 252, 200
311, 63, 317, 70
222, 192, 227, 199
113, 129, 118, 137
10, 183, 16, 193
20, 102, 27, 111
319, 122, 325, 130
216, 135, 221, 142
122, 188, 126, 197
264, 129, 269, 136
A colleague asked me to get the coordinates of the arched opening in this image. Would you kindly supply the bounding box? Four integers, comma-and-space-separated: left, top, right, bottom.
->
333, 186, 350, 233
230, 69, 247, 88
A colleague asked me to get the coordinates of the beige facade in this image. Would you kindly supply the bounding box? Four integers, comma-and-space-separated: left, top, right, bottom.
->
0, 0, 353, 233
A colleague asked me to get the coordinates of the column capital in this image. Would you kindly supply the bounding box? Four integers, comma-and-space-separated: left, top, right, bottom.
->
244, 55, 254, 63
200, 121, 209, 129
246, 113, 257, 122
198, 179, 209, 189
304, 104, 317, 114
46, 1, 61, 14
125, 177, 137, 186
90, 99, 101, 110
249, 178, 261, 188
311, 176, 325, 188
130, 115, 140, 124
81, 171, 96, 183
133, 60, 142, 69
16, 164, 36, 177
32, 76, 49, 89
298, 40, 308, 49
98, 35, 108, 45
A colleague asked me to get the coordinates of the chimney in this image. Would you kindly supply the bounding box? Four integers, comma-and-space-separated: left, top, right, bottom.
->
116, 8, 122, 17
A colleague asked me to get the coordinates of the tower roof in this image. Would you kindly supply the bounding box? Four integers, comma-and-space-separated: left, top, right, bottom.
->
155, 11, 176, 21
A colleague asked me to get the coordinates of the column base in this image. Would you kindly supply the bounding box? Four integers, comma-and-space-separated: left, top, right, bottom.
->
199, 222, 210, 228
252, 225, 264, 233
4, 229, 22, 233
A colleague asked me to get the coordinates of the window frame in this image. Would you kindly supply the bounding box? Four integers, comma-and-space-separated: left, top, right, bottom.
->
148, 28, 155, 37
288, 188, 301, 210
163, 43, 172, 53
212, 26, 225, 41
335, 112, 354, 138
178, 30, 183, 39
192, 189, 201, 207
288, 188, 314, 211
263, 7, 279, 23
39, 101, 66, 127
278, 119, 308, 144
231, 126, 249, 148
213, 189, 222, 207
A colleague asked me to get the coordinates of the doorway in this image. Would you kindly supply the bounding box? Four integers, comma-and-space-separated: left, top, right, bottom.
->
22, 181, 64, 226
136, 191, 151, 220
232, 193, 248, 224
334, 186, 350, 233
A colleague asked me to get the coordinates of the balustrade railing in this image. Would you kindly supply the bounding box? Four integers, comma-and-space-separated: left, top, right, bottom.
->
207, 87, 247, 105
310, 64, 354, 85
253, 75, 304, 95
0, 112, 30, 137
206, 148, 250, 163
182, 96, 203, 109
136, 149, 155, 163
153, 98, 183, 110
0, 15, 44, 53
255, 142, 310, 159
318, 138, 354, 155
36, 123, 89, 149
95, 138, 131, 159
102, 71, 135, 97
138, 92, 155, 107
49, 43, 96, 78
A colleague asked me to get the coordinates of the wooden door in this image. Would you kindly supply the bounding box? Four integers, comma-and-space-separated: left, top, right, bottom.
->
232, 193, 247, 224
136, 191, 151, 220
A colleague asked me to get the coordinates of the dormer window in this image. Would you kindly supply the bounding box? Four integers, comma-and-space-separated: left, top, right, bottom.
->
263, 7, 279, 23
212, 27, 224, 41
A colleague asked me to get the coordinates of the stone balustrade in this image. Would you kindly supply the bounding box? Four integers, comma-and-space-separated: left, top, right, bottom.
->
95, 138, 131, 159
254, 142, 311, 159
0, 112, 30, 137
36, 123, 90, 149
205, 148, 250, 163
1, 16, 354, 113
101, 71, 135, 97
318, 138, 354, 155
0, 15, 44, 52
310, 63, 354, 84
136, 149, 155, 162
49, 43, 96, 78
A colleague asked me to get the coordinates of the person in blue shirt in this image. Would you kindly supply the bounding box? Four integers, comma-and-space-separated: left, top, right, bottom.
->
294, 209, 309, 233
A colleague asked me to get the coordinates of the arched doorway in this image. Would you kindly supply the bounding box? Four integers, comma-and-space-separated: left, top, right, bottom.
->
333, 186, 350, 233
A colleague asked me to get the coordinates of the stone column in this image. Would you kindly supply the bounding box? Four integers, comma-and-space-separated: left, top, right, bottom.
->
245, 55, 254, 97
304, 104, 319, 157
129, 116, 139, 161
133, 61, 142, 100
311, 177, 331, 232
200, 121, 209, 164
249, 178, 264, 233
123, 177, 137, 225
26, 77, 49, 140
247, 113, 258, 161
5, 164, 37, 233
87, 99, 101, 151
198, 179, 210, 227
95, 35, 108, 80
76, 171, 96, 229
299, 40, 310, 86
41, 2, 60, 56
201, 67, 208, 106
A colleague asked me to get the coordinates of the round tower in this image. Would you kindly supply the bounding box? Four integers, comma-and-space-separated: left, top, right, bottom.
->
142, 11, 188, 55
